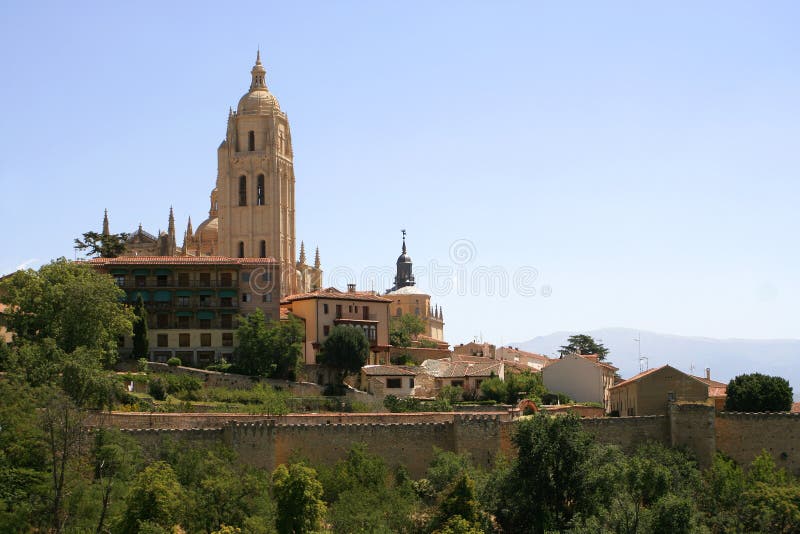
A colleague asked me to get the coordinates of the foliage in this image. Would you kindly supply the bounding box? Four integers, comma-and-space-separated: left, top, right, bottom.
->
383, 395, 451, 413
166, 357, 181, 367
0, 258, 133, 363
389, 313, 425, 347
724, 372, 793, 412
132, 295, 149, 359
148, 377, 167, 401
480, 371, 546, 404
272, 462, 326, 534
558, 333, 609, 360
541, 391, 573, 405
438, 385, 464, 405
234, 310, 305, 380
60, 347, 123, 409
319, 325, 370, 384
74, 230, 130, 258
118, 461, 184, 534
431, 474, 483, 532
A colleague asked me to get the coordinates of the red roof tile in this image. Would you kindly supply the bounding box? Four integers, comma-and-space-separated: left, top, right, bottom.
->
282, 287, 391, 303
362, 365, 417, 377
792, 402, 800, 414
86, 256, 278, 266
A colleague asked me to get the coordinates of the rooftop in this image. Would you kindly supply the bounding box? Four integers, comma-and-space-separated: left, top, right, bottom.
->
282, 287, 392, 304
86, 256, 278, 266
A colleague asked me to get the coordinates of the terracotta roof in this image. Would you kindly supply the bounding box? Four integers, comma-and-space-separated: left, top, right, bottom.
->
86, 256, 278, 266
422, 358, 503, 378
282, 287, 391, 303
579, 354, 619, 371
610, 365, 728, 397
362, 365, 417, 376
609, 365, 668, 389
792, 402, 800, 414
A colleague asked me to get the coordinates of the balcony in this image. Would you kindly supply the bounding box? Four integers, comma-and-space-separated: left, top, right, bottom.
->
118, 279, 238, 289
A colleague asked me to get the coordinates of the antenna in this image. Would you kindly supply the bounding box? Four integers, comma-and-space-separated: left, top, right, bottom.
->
633, 332, 648, 372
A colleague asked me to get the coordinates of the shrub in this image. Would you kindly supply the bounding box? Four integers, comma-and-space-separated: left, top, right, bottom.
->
438, 385, 464, 405
137, 358, 149, 372
148, 377, 166, 401
166, 357, 181, 367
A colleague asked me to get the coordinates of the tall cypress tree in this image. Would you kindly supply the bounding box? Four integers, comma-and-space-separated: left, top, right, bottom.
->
132, 295, 149, 359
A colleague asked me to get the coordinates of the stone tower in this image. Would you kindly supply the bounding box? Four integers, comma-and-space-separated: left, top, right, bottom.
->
216, 51, 296, 293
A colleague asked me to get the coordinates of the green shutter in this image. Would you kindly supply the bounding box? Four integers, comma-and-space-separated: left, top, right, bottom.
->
155, 269, 172, 276
218, 290, 237, 297
197, 311, 215, 320
129, 291, 150, 302
176, 290, 192, 297
154, 291, 171, 302
198, 290, 214, 296
110, 269, 128, 275
176, 311, 193, 317
132, 269, 150, 275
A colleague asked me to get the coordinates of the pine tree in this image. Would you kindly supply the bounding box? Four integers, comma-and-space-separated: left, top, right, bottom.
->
132, 295, 149, 359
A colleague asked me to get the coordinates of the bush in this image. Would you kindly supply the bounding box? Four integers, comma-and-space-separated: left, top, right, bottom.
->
137, 358, 149, 372
148, 377, 166, 401
166, 357, 181, 367
725, 373, 793, 412
438, 386, 464, 405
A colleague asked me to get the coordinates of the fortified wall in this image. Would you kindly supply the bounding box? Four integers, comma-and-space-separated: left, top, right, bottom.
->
107, 405, 800, 476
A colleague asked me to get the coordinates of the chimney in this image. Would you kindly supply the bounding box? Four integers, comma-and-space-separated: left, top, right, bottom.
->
705, 368, 711, 380
347, 283, 356, 293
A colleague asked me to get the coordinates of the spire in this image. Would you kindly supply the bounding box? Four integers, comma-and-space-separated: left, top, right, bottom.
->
168, 206, 176, 238
102, 209, 109, 236
250, 50, 267, 91
186, 216, 193, 238
402, 228, 407, 254
314, 246, 321, 269
299, 241, 306, 265
393, 229, 415, 290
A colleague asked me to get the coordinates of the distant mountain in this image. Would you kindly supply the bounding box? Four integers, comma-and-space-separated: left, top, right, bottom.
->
512, 327, 800, 401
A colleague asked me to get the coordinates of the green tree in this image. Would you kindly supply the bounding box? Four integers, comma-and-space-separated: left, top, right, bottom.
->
558, 334, 609, 360
118, 461, 184, 534
131, 295, 149, 359
91, 429, 142, 534
319, 325, 369, 384
272, 462, 326, 534
724, 373, 793, 412
0, 258, 133, 362
234, 309, 305, 379
74, 231, 129, 258
389, 313, 425, 347
432, 474, 482, 531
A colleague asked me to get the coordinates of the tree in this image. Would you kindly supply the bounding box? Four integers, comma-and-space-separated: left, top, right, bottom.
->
558, 334, 609, 361
131, 295, 149, 359
271, 462, 326, 534
389, 313, 425, 347
74, 231, 129, 258
724, 373, 793, 412
432, 474, 482, 531
119, 461, 184, 534
0, 258, 133, 363
234, 309, 304, 379
318, 325, 369, 384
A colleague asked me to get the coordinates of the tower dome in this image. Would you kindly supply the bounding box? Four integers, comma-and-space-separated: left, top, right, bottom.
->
237, 51, 280, 115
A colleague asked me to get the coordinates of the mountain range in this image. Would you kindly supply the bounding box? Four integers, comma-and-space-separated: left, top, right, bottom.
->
512, 327, 800, 401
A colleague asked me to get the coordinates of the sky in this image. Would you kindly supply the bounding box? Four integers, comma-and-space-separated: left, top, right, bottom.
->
1, 1, 799, 349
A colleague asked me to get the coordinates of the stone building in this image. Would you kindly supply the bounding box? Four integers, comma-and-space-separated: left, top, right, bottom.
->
89, 256, 280, 366
542, 353, 618, 413
101, 52, 322, 298
384, 231, 445, 341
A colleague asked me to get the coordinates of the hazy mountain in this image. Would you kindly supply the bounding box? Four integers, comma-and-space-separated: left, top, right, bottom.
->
512, 327, 800, 401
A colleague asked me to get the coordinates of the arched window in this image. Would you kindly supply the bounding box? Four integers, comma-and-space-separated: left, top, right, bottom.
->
257, 174, 265, 206
396, 307, 402, 317
248, 131, 255, 151
237, 241, 245, 258
260, 240, 266, 258
238, 175, 247, 206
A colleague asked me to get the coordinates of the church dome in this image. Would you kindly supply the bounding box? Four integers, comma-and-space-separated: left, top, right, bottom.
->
397, 252, 412, 264
195, 216, 218, 242
237, 51, 280, 115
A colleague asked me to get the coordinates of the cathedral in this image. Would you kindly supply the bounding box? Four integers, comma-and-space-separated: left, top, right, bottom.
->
103, 52, 322, 297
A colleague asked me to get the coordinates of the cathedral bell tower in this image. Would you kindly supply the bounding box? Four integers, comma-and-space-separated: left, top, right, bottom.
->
216, 51, 296, 293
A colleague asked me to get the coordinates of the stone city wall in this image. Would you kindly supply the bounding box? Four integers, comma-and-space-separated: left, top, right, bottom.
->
716, 412, 800, 476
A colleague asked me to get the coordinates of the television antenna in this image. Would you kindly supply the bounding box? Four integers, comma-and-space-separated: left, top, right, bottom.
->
634, 332, 648, 372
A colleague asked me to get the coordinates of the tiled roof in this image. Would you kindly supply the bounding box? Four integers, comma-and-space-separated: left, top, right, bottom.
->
422, 357, 503, 378
610, 365, 728, 397
282, 287, 391, 303
609, 365, 668, 389
362, 365, 417, 376
792, 402, 800, 414
86, 256, 278, 266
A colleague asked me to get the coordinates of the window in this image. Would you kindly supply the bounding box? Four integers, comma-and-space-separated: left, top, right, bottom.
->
199, 273, 211, 287
157, 314, 169, 328
157, 334, 168, 347
220, 297, 233, 307
200, 333, 212, 347
199, 318, 211, 329
241, 293, 251, 303
409, 378, 415, 389
156, 275, 168, 287
239, 175, 247, 206
348, 305, 353, 313
221, 314, 233, 329
262, 293, 272, 303
135, 275, 146, 287
177, 272, 189, 287
179, 334, 190, 347
396, 307, 402, 317
260, 240, 266, 258
177, 296, 189, 306
335, 304, 342, 318
199, 295, 210, 306
238, 241, 245, 258
222, 333, 233, 347
241, 272, 250, 282
323, 325, 330, 336
262, 270, 272, 282
323, 303, 329, 314
667, 391, 676, 402
177, 315, 190, 329
257, 174, 265, 205
248, 130, 255, 151
386, 378, 402, 389
220, 273, 232, 287
114, 275, 125, 287
451, 380, 464, 388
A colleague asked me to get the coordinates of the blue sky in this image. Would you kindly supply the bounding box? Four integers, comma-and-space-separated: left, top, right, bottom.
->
1, 1, 798, 349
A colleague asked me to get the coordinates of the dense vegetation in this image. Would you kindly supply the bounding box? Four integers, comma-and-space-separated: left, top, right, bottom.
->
725, 372, 793, 412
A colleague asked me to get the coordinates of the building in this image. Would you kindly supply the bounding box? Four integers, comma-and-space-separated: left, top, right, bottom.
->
101, 52, 322, 297
541, 353, 618, 413
419, 356, 504, 398
89, 256, 280, 366
495, 346, 552, 371
359, 365, 417, 399
453, 341, 496, 359
609, 365, 727, 416
281, 286, 393, 370
384, 232, 445, 341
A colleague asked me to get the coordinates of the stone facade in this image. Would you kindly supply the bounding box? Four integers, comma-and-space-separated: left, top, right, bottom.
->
542, 353, 618, 413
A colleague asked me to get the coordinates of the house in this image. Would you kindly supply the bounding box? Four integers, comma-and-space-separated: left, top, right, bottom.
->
281, 285, 392, 367
359, 365, 417, 399
419, 356, 504, 398
495, 346, 552, 371
608, 365, 727, 416
453, 341, 496, 359
542, 353, 618, 413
